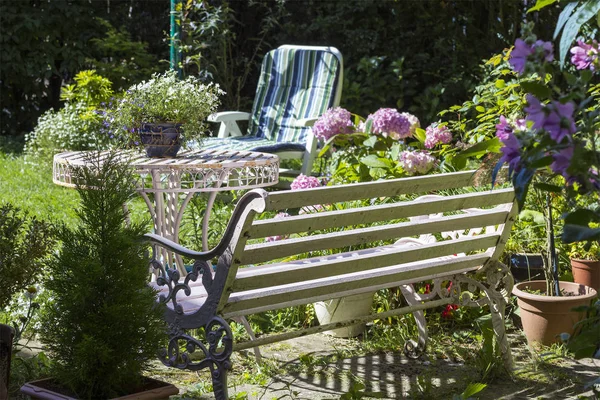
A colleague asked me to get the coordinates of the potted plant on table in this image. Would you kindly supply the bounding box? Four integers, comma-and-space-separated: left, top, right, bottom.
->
106, 70, 223, 158
21, 152, 177, 399
493, 10, 599, 347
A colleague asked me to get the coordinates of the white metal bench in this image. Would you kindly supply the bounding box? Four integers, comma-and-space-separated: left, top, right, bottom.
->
145, 170, 517, 400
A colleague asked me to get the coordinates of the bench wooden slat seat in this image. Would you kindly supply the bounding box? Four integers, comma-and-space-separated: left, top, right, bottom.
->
145, 170, 517, 400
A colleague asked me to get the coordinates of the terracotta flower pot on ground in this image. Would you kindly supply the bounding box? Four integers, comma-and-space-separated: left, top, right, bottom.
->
571, 258, 600, 292
20, 377, 178, 400
513, 280, 597, 347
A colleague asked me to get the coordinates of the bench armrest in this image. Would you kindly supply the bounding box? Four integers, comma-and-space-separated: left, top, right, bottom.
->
144, 233, 217, 261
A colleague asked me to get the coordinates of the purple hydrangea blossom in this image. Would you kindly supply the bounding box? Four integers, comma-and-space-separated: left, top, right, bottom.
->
291, 174, 321, 190
550, 146, 574, 178
312, 107, 354, 140
400, 112, 421, 135
424, 124, 452, 149
265, 212, 291, 242
499, 132, 521, 171
570, 40, 599, 71
399, 150, 437, 175
366, 108, 411, 140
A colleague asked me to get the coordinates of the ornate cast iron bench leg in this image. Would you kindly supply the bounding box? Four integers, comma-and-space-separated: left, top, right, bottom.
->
400, 284, 428, 358
159, 316, 234, 400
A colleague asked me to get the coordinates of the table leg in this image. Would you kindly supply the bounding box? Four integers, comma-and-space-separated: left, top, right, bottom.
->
202, 191, 219, 252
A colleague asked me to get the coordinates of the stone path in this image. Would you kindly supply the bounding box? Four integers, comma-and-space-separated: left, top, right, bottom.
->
149, 333, 600, 400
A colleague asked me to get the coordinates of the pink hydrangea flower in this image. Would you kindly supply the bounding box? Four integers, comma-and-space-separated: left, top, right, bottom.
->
400, 112, 421, 135
366, 108, 411, 140
290, 174, 321, 190
312, 107, 354, 140
399, 150, 437, 175
265, 212, 290, 242
424, 123, 452, 149
570, 40, 599, 71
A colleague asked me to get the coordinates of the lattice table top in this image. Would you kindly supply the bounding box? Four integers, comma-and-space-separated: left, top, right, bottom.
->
53, 149, 280, 193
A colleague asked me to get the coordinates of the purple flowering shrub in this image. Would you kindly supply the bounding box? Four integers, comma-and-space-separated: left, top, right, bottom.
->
313, 106, 466, 183
496, 20, 600, 248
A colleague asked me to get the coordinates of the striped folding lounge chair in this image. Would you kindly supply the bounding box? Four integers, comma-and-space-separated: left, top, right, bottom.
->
196, 45, 343, 176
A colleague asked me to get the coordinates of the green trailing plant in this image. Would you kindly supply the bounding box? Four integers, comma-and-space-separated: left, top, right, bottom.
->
39, 151, 165, 399
105, 70, 223, 148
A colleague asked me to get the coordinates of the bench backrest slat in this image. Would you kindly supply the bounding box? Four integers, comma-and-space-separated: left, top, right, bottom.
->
249, 188, 514, 239
265, 170, 479, 211
233, 233, 500, 292
242, 207, 509, 265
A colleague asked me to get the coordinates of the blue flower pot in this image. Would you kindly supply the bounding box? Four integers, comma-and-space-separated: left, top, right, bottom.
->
139, 123, 182, 158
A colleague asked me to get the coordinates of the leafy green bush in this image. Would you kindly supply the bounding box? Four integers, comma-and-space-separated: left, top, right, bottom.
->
24, 70, 113, 161
0, 203, 55, 312
39, 152, 165, 399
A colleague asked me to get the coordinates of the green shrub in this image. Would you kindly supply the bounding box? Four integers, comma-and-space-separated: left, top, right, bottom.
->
24, 70, 113, 161
39, 151, 165, 399
0, 203, 55, 312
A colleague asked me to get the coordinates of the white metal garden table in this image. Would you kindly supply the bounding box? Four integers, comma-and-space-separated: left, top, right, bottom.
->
53, 149, 280, 274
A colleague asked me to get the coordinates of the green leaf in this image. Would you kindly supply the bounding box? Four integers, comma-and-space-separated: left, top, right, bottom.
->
559, 1, 600, 67
554, 2, 578, 39
363, 135, 378, 148
495, 79, 505, 89
520, 81, 552, 99
360, 154, 392, 168
475, 106, 485, 113
564, 208, 600, 225
461, 382, 488, 398
414, 127, 426, 144
562, 224, 600, 243
529, 155, 553, 168
528, 0, 558, 13
533, 182, 563, 192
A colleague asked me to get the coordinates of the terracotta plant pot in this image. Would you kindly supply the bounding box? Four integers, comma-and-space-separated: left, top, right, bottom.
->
571, 258, 600, 292
20, 377, 179, 400
513, 280, 597, 347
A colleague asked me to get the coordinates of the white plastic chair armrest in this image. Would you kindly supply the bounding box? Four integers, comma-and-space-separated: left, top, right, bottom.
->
208, 111, 251, 122
296, 118, 317, 127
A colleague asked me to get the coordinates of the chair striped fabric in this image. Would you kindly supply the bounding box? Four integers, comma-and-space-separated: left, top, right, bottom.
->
198, 45, 343, 175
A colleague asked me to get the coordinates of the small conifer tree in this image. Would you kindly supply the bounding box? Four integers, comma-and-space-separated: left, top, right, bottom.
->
40, 151, 165, 399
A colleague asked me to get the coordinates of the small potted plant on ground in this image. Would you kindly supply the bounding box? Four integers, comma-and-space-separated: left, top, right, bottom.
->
106, 70, 223, 157
569, 238, 600, 291
20, 152, 177, 399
